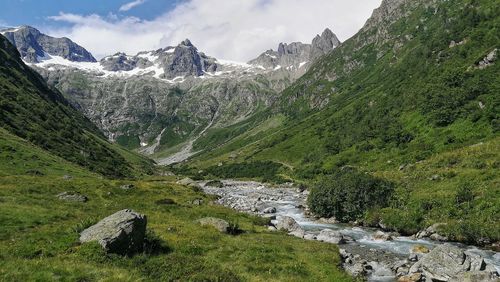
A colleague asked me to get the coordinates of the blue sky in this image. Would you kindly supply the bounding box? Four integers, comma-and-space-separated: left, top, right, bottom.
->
0, 0, 382, 61
0, 0, 179, 28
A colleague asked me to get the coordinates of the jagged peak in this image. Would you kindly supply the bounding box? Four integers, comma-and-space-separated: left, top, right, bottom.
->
180, 39, 194, 47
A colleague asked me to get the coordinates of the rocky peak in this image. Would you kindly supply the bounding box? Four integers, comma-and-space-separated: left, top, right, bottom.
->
310, 28, 341, 59
1, 25, 96, 63
248, 27, 340, 71
180, 39, 194, 47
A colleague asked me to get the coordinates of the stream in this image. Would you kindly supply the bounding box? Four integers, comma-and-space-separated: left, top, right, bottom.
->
201, 180, 500, 282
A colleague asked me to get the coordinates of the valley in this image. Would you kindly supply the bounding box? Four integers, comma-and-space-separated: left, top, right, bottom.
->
0, 0, 499, 281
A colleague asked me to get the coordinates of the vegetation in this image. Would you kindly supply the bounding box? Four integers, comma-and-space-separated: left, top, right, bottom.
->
308, 170, 394, 222
187, 0, 500, 245
205, 161, 287, 183
0, 130, 353, 281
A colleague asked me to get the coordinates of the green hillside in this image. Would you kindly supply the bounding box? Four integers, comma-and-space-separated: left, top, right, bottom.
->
0, 35, 154, 178
186, 0, 500, 245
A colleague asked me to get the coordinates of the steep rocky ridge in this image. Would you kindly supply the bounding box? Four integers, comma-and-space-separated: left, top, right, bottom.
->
1, 26, 96, 63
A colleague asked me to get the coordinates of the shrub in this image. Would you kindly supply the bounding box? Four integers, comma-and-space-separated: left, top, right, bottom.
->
308, 170, 394, 222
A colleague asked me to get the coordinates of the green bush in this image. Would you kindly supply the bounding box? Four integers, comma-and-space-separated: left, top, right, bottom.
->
308, 170, 394, 222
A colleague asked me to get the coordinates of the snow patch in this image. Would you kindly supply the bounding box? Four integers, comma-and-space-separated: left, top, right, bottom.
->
273, 65, 282, 70
299, 61, 308, 68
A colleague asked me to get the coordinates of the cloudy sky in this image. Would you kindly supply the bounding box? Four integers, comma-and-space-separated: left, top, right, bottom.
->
0, 0, 382, 61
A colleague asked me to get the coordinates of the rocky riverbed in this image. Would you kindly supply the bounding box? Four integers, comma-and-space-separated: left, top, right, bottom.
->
201, 180, 500, 282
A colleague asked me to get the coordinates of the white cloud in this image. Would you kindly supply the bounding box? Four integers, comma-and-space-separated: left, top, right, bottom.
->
48, 0, 382, 61
119, 0, 147, 12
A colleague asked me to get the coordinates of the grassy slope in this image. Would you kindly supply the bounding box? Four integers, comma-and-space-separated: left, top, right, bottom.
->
0, 129, 352, 281
186, 0, 499, 244
0, 35, 154, 178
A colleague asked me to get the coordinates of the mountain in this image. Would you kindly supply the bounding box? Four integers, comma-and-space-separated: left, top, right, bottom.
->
249, 28, 341, 77
5, 26, 339, 163
0, 26, 96, 63
0, 34, 153, 177
185, 0, 499, 245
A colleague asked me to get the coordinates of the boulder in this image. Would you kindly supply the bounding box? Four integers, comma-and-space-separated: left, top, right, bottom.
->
262, 207, 277, 214
373, 230, 393, 241
57, 192, 88, 202
79, 209, 147, 255
408, 244, 493, 281
276, 216, 302, 232
317, 217, 338, 224
198, 217, 229, 233
316, 229, 346, 244
430, 233, 449, 242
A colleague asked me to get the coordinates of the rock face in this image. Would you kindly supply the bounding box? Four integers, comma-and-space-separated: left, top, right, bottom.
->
80, 209, 147, 255
198, 217, 230, 233
1, 26, 96, 63
408, 244, 495, 281
310, 28, 341, 60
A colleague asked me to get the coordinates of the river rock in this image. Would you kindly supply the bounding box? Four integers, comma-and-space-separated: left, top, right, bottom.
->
262, 207, 276, 214
57, 192, 88, 202
411, 245, 430, 254
317, 217, 338, 224
373, 230, 393, 241
276, 216, 302, 232
316, 229, 346, 244
451, 271, 499, 282
416, 223, 446, 239
397, 273, 422, 282
198, 217, 230, 233
408, 244, 493, 281
430, 233, 449, 242
79, 209, 147, 255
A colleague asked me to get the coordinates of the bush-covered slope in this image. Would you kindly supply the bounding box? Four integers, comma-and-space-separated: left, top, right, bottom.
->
187, 0, 499, 244
0, 35, 154, 177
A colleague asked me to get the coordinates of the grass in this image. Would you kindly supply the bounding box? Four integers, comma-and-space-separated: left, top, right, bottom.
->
0, 130, 353, 281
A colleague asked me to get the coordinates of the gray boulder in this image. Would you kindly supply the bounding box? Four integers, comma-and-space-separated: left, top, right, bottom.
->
57, 192, 88, 202
408, 244, 494, 281
316, 229, 346, 244
451, 271, 499, 282
79, 209, 147, 255
276, 216, 302, 232
372, 230, 394, 241
198, 217, 229, 233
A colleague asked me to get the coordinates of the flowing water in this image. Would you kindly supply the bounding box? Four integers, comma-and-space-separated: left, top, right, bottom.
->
202, 180, 500, 281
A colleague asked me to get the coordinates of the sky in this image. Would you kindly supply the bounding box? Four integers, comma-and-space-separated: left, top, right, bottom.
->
0, 0, 383, 61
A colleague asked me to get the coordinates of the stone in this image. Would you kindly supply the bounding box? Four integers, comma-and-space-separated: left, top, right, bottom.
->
79, 209, 147, 255
57, 192, 88, 202
397, 273, 422, 282
267, 226, 277, 231
276, 216, 302, 232
430, 233, 449, 242
177, 177, 196, 186
451, 271, 499, 282
411, 245, 430, 254
373, 230, 393, 241
316, 229, 346, 244
191, 198, 203, 206
120, 184, 135, 190
408, 244, 472, 281
303, 233, 317, 240
63, 175, 73, 180
317, 217, 338, 224
262, 207, 276, 214
198, 217, 230, 233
